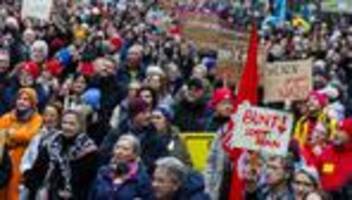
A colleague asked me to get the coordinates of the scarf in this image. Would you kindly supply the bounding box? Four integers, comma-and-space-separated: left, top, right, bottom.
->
47, 132, 97, 193
15, 108, 35, 122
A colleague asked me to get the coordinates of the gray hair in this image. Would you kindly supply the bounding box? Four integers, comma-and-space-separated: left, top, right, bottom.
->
117, 134, 141, 156
155, 157, 187, 184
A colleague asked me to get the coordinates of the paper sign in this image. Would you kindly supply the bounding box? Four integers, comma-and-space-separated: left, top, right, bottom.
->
232, 103, 293, 156
21, 0, 53, 21
263, 59, 312, 102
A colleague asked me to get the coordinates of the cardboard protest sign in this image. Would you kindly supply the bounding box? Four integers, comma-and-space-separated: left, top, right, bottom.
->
231, 103, 293, 156
263, 59, 312, 102
178, 11, 242, 84
21, 0, 53, 21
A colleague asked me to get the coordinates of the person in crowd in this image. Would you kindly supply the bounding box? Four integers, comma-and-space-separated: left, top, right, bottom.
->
294, 91, 336, 147
312, 118, 352, 199
151, 107, 192, 166
0, 88, 43, 200
89, 134, 153, 200
145, 65, 174, 108
152, 157, 210, 200
0, 49, 11, 115
257, 154, 295, 199
138, 86, 158, 112
100, 97, 168, 173
293, 166, 321, 200
20, 103, 62, 199
23, 110, 99, 199
205, 87, 235, 132
110, 81, 141, 129
116, 44, 145, 86
174, 78, 209, 131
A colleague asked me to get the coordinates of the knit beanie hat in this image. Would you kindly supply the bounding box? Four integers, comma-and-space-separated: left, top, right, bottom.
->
45, 58, 63, 77
128, 97, 149, 118
21, 61, 41, 79
82, 88, 101, 110
154, 106, 174, 122
308, 91, 328, 107
18, 87, 38, 107
210, 87, 235, 108
110, 34, 123, 50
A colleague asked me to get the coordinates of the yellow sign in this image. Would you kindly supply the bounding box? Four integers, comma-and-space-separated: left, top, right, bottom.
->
180, 133, 215, 172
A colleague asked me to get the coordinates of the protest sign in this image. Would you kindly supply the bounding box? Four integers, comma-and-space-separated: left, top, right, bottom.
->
179, 11, 242, 84
263, 59, 312, 102
21, 0, 53, 21
231, 103, 293, 156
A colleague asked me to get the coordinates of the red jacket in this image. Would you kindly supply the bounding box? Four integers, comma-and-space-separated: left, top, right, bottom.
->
315, 143, 352, 191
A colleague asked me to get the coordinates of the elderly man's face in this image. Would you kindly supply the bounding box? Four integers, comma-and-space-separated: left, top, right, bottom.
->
152, 167, 180, 200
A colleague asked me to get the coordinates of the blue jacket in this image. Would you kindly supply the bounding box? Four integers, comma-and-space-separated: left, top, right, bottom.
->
89, 163, 153, 200
173, 170, 210, 200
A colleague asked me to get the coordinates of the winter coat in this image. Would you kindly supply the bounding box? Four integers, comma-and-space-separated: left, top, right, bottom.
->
89, 162, 153, 200
173, 97, 209, 132
0, 111, 42, 200
100, 120, 168, 174
173, 170, 210, 200
314, 143, 352, 193
23, 132, 99, 200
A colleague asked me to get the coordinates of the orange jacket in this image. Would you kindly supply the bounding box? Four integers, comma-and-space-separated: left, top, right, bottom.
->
0, 111, 42, 200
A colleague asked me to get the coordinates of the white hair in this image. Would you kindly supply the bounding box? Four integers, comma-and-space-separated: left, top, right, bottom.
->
31, 40, 49, 59
155, 157, 187, 184
116, 134, 141, 156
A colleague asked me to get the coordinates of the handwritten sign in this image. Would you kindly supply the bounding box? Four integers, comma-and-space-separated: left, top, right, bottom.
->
263, 59, 312, 102
21, 0, 53, 21
232, 103, 293, 156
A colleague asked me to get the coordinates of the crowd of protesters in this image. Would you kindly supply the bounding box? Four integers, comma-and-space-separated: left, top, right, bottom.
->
0, 0, 352, 199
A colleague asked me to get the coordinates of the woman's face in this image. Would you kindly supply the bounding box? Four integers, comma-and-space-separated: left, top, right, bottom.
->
151, 110, 167, 132
140, 90, 153, 106
215, 100, 234, 118
61, 113, 80, 138
72, 76, 87, 94
147, 75, 162, 91
293, 172, 316, 199
19, 72, 34, 87
30, 46, 46, 63
16, 93, 32, 111
113, 138, 136, 162
43, 106, 59, 129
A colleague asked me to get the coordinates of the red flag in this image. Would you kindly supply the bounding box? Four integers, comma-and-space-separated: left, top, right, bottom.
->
234, 24, 259, 108
225, 24, 260, 200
